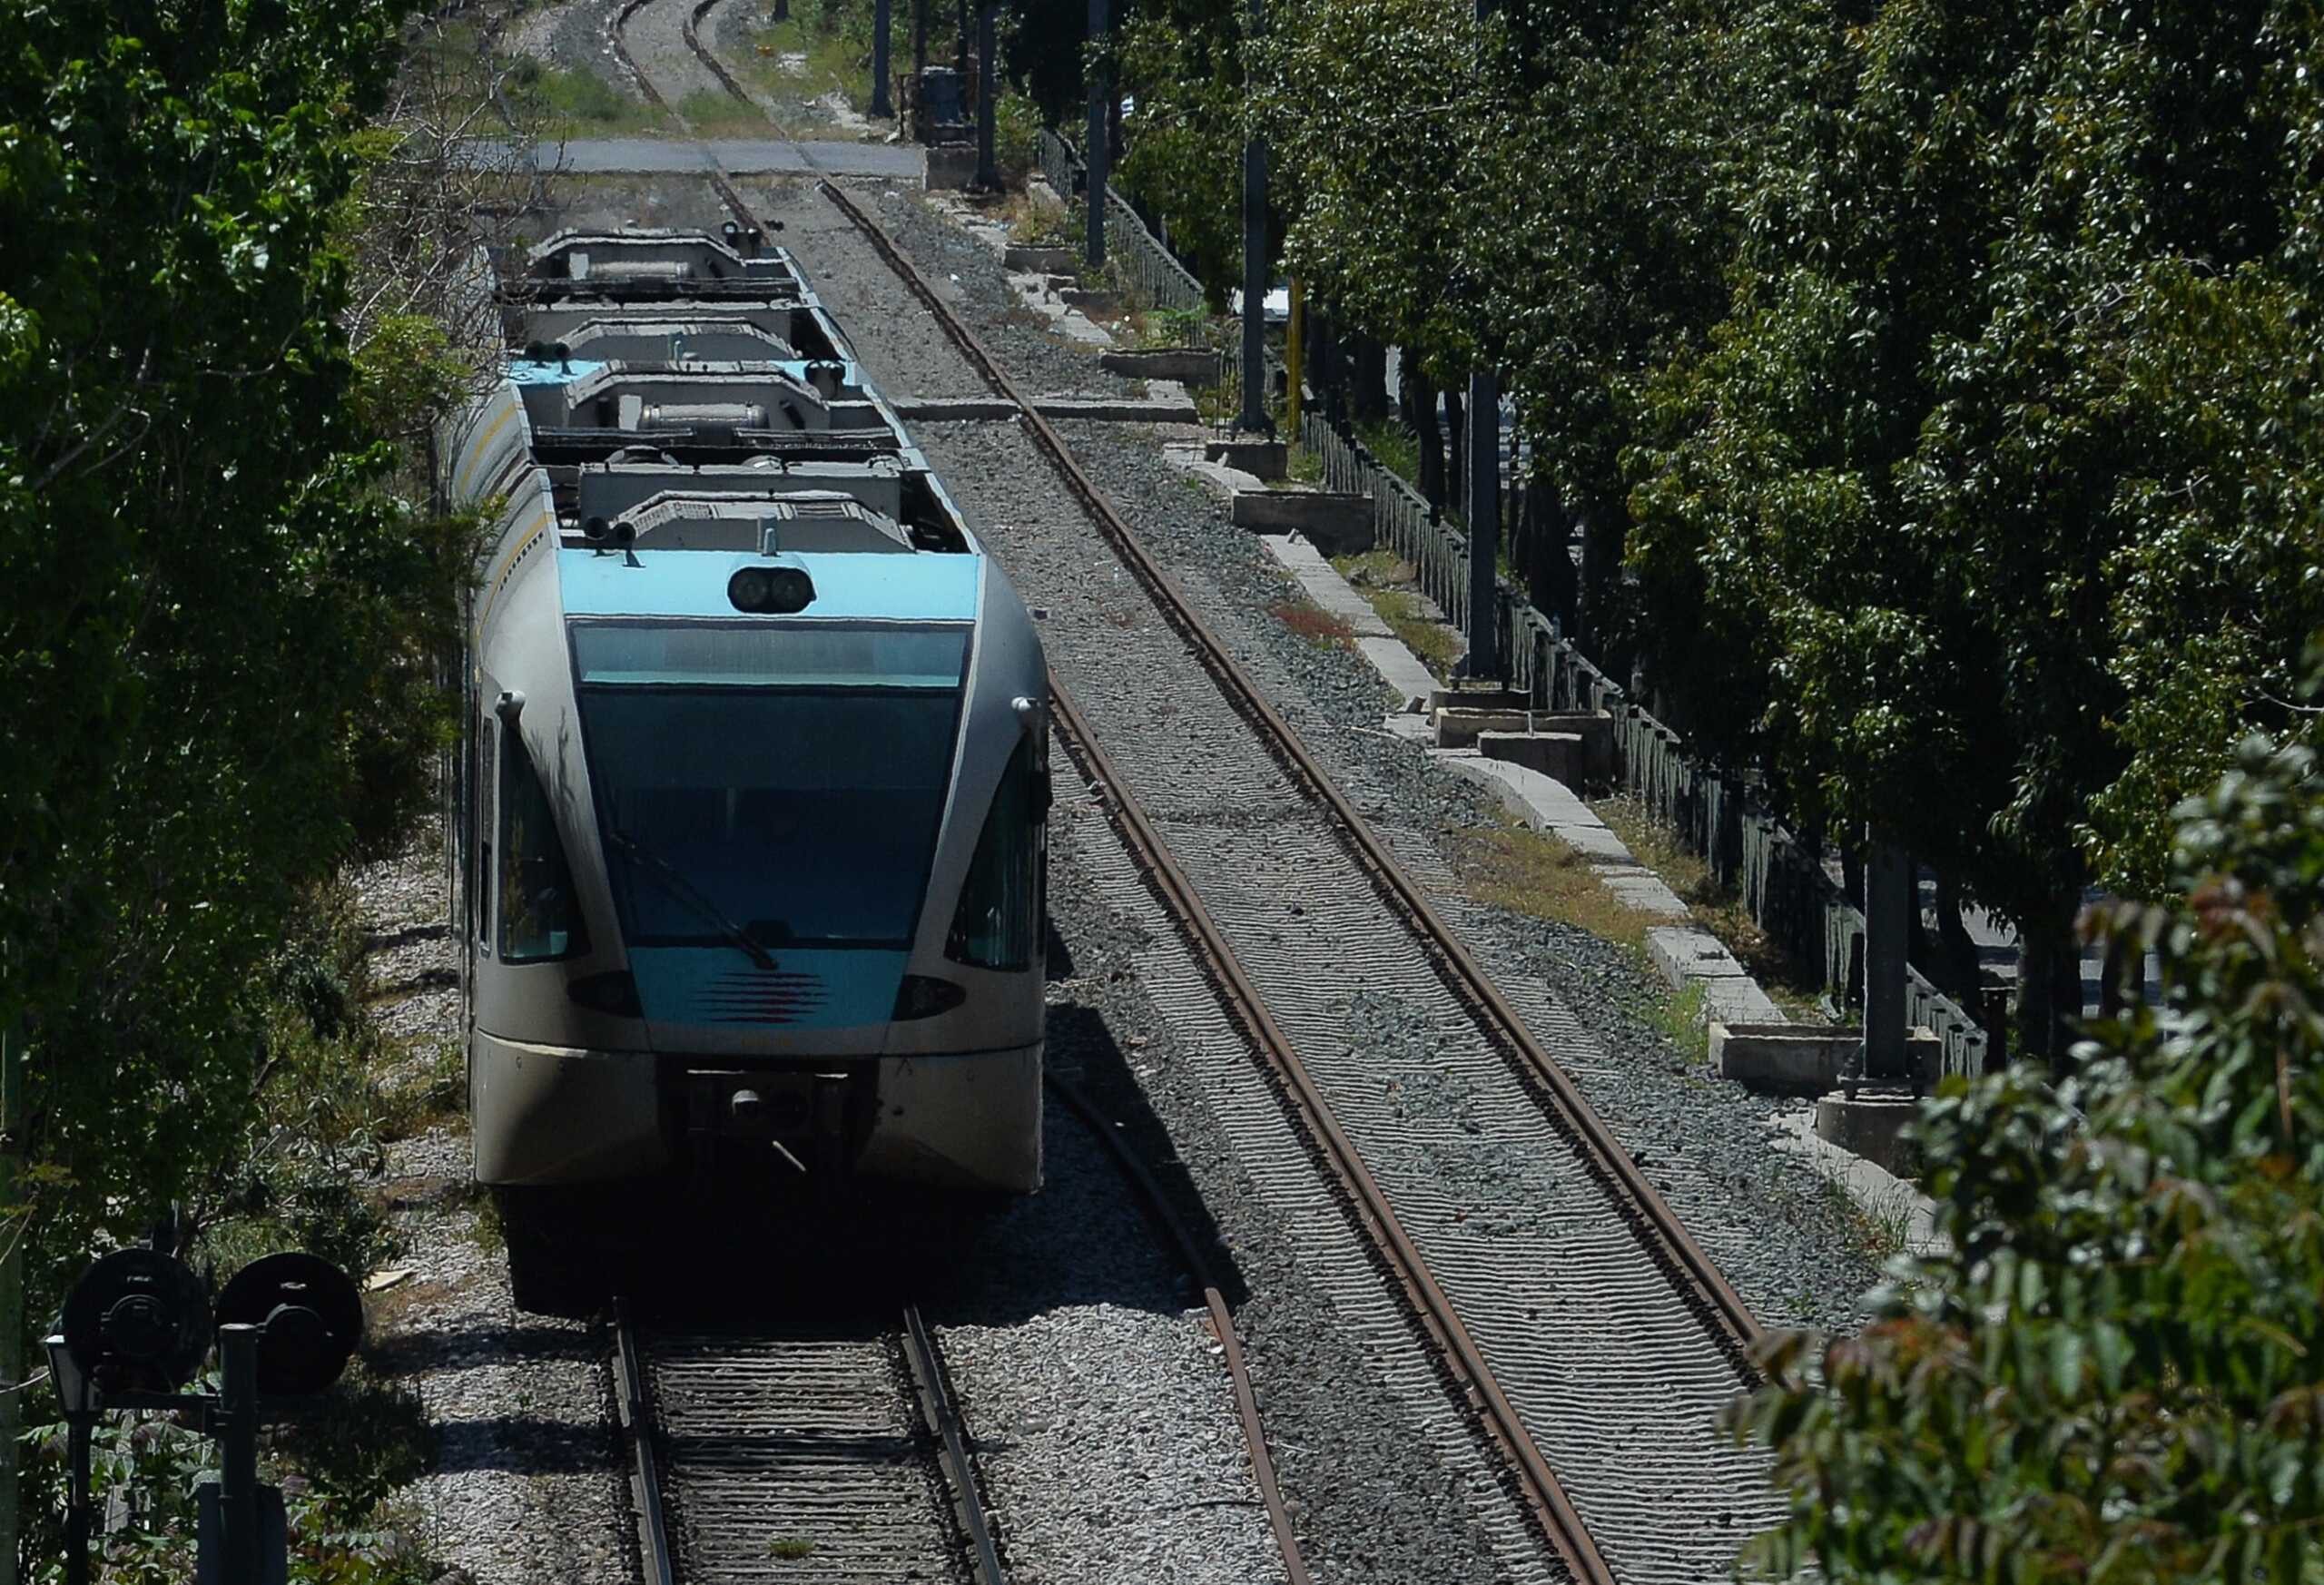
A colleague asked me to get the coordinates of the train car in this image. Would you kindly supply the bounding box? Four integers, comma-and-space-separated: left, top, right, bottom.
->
445, 230, 1049, 1197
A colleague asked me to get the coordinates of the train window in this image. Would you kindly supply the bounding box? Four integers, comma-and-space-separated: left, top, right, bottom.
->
946, 738, 1039, 972
497, 724, 590, 963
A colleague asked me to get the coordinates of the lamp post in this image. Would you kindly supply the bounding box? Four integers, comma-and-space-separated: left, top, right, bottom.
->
1237, 0, 1269, 432
1086, 0, 1108, 267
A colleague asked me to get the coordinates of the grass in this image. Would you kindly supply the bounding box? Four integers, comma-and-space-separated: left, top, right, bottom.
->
1590, 795, 1833, 1021
742, 10, 871, 127
507, 60, 668, 136
1331, 549, 1463, 679
1285, 442, 1324, 484
1649, 980, 1712, 1064
1450, 817, 1667, 952
1269, 596, 1355, 650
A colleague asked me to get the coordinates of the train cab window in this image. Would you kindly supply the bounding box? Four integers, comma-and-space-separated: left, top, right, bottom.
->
497, 724, 590, 963
946, 737, 1041, 972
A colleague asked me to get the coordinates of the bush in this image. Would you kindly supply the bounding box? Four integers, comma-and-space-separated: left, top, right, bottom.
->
1734, 646, 2324, 1584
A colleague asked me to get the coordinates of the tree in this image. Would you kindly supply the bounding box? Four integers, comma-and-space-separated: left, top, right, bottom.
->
1734, 652, 2324, 1584
0, 0, 462, 1323
1627, 0, 2324, 1056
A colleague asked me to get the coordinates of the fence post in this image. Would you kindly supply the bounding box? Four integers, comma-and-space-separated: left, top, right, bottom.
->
1238, 0, 1270, 433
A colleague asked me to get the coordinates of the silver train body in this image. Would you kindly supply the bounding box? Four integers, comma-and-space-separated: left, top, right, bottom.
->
446, 229, 1048, 1194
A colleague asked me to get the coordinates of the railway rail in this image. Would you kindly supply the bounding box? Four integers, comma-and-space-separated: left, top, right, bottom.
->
586, 5, 1778, 1581
614, 1297, 1005, 1584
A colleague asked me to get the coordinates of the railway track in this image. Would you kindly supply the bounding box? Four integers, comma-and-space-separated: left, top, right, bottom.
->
585, 5, 1781, 1581
615, 1298, 1006, 1585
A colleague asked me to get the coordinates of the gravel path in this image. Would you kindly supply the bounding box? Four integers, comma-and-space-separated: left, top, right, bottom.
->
349, 832, 629, 1585
608, 0, 729, 107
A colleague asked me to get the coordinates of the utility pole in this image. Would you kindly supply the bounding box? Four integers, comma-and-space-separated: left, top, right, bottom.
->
1085, 0, 1108, 267
1238, 0, 1269, 432
1464, 368, 1500, 678
1285, 278, 1305, 431
1864, 835, 1913, 1082
975, 5, 999, 190
1461, 0, 1501, 679
872, 0, 894, 119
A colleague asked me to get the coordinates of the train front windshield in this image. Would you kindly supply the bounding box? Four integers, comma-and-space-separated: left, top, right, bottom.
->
571, 621, 970, 951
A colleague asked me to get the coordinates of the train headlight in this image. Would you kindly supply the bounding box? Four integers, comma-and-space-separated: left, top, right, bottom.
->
728, 564, 815, 615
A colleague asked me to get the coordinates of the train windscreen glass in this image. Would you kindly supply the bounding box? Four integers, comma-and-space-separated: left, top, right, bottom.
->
573, 621, 969, 952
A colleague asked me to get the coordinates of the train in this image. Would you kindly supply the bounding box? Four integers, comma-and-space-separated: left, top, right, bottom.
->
444, 226, 1049, 1200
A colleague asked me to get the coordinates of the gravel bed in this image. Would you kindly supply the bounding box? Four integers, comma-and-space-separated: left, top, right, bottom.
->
349, 834, 629, 1585
507, 0, 638, 97
935, 1080, 1287, 1585
1043, 775, 1527, 1585
607, 0, 727, 107
852, 192, 1880, 1337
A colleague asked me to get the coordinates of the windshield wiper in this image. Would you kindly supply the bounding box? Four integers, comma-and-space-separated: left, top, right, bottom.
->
604, 828, 778, 971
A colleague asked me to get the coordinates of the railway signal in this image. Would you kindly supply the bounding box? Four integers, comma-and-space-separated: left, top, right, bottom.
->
48, 1248, 363, 1585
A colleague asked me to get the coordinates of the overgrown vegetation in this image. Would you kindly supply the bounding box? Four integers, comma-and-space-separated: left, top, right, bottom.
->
1736, 670, 2324, 1583
1019, 0, 2324, 1065
1, 0, 523, 1570
1330, 551, 1461, 678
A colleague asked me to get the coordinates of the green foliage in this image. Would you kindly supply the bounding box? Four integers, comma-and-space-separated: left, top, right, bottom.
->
1734, 680, 2324, 1584
0, 0, 463, 1366
1628, 1, 2324, 934
1113, 14, 1250, 302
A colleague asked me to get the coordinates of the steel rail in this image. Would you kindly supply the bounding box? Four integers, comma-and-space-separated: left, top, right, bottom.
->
899, 1304, 1009, 1585
814, 177, 1766, 1365
1047, 1072, 1314, 1585
611, 1299, 677, 1585
1044, 677, 1616, 1585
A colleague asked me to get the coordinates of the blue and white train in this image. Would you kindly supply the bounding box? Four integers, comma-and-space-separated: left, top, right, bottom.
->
447, 229, 1048, 1196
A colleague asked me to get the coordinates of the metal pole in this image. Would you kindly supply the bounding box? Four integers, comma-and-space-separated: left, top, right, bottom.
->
62, 1414, 88, 1585
975, 5, 999, 189
872, 0, 895, 119
1085, 0, 1108, 268
1237, 0, 1267, 431
1464, 369, 1500, 678
219, 1324, 261, 1585
955, 0, 970, 78
1285, 277, 1304, 431
1864, 834, 1913, 1084
913, 0, 928, 80
0, 978, 19, 1585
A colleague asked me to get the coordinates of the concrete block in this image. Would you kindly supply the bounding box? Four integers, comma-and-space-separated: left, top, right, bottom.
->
1703, 977, 1788, 1028
1646, 926, 1747, 989
1524, 710, 1614, 785
925, 144, 981, 190
1433, 707, 1544, 751
1229, 491, 1374, 556
1429, 687, 1531, 713
1597, 866, 1689, 920
1815, 1086, 1923, 1178
894, 397, 1018, 421
1477, 731, 1583, 783
1204, 437, 1286, 479
1005, 244, 1078, 272
1104, 348, 1223, 386
1059, 286, 1122, 315
1712, 1022, 1861, 1095
1354, 636, 1441, 713
1033, 395, 1201, 423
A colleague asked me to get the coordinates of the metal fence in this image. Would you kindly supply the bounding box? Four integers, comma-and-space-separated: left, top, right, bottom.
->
1303, 412, 1992, 1081
1036, 128, 1208, 316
